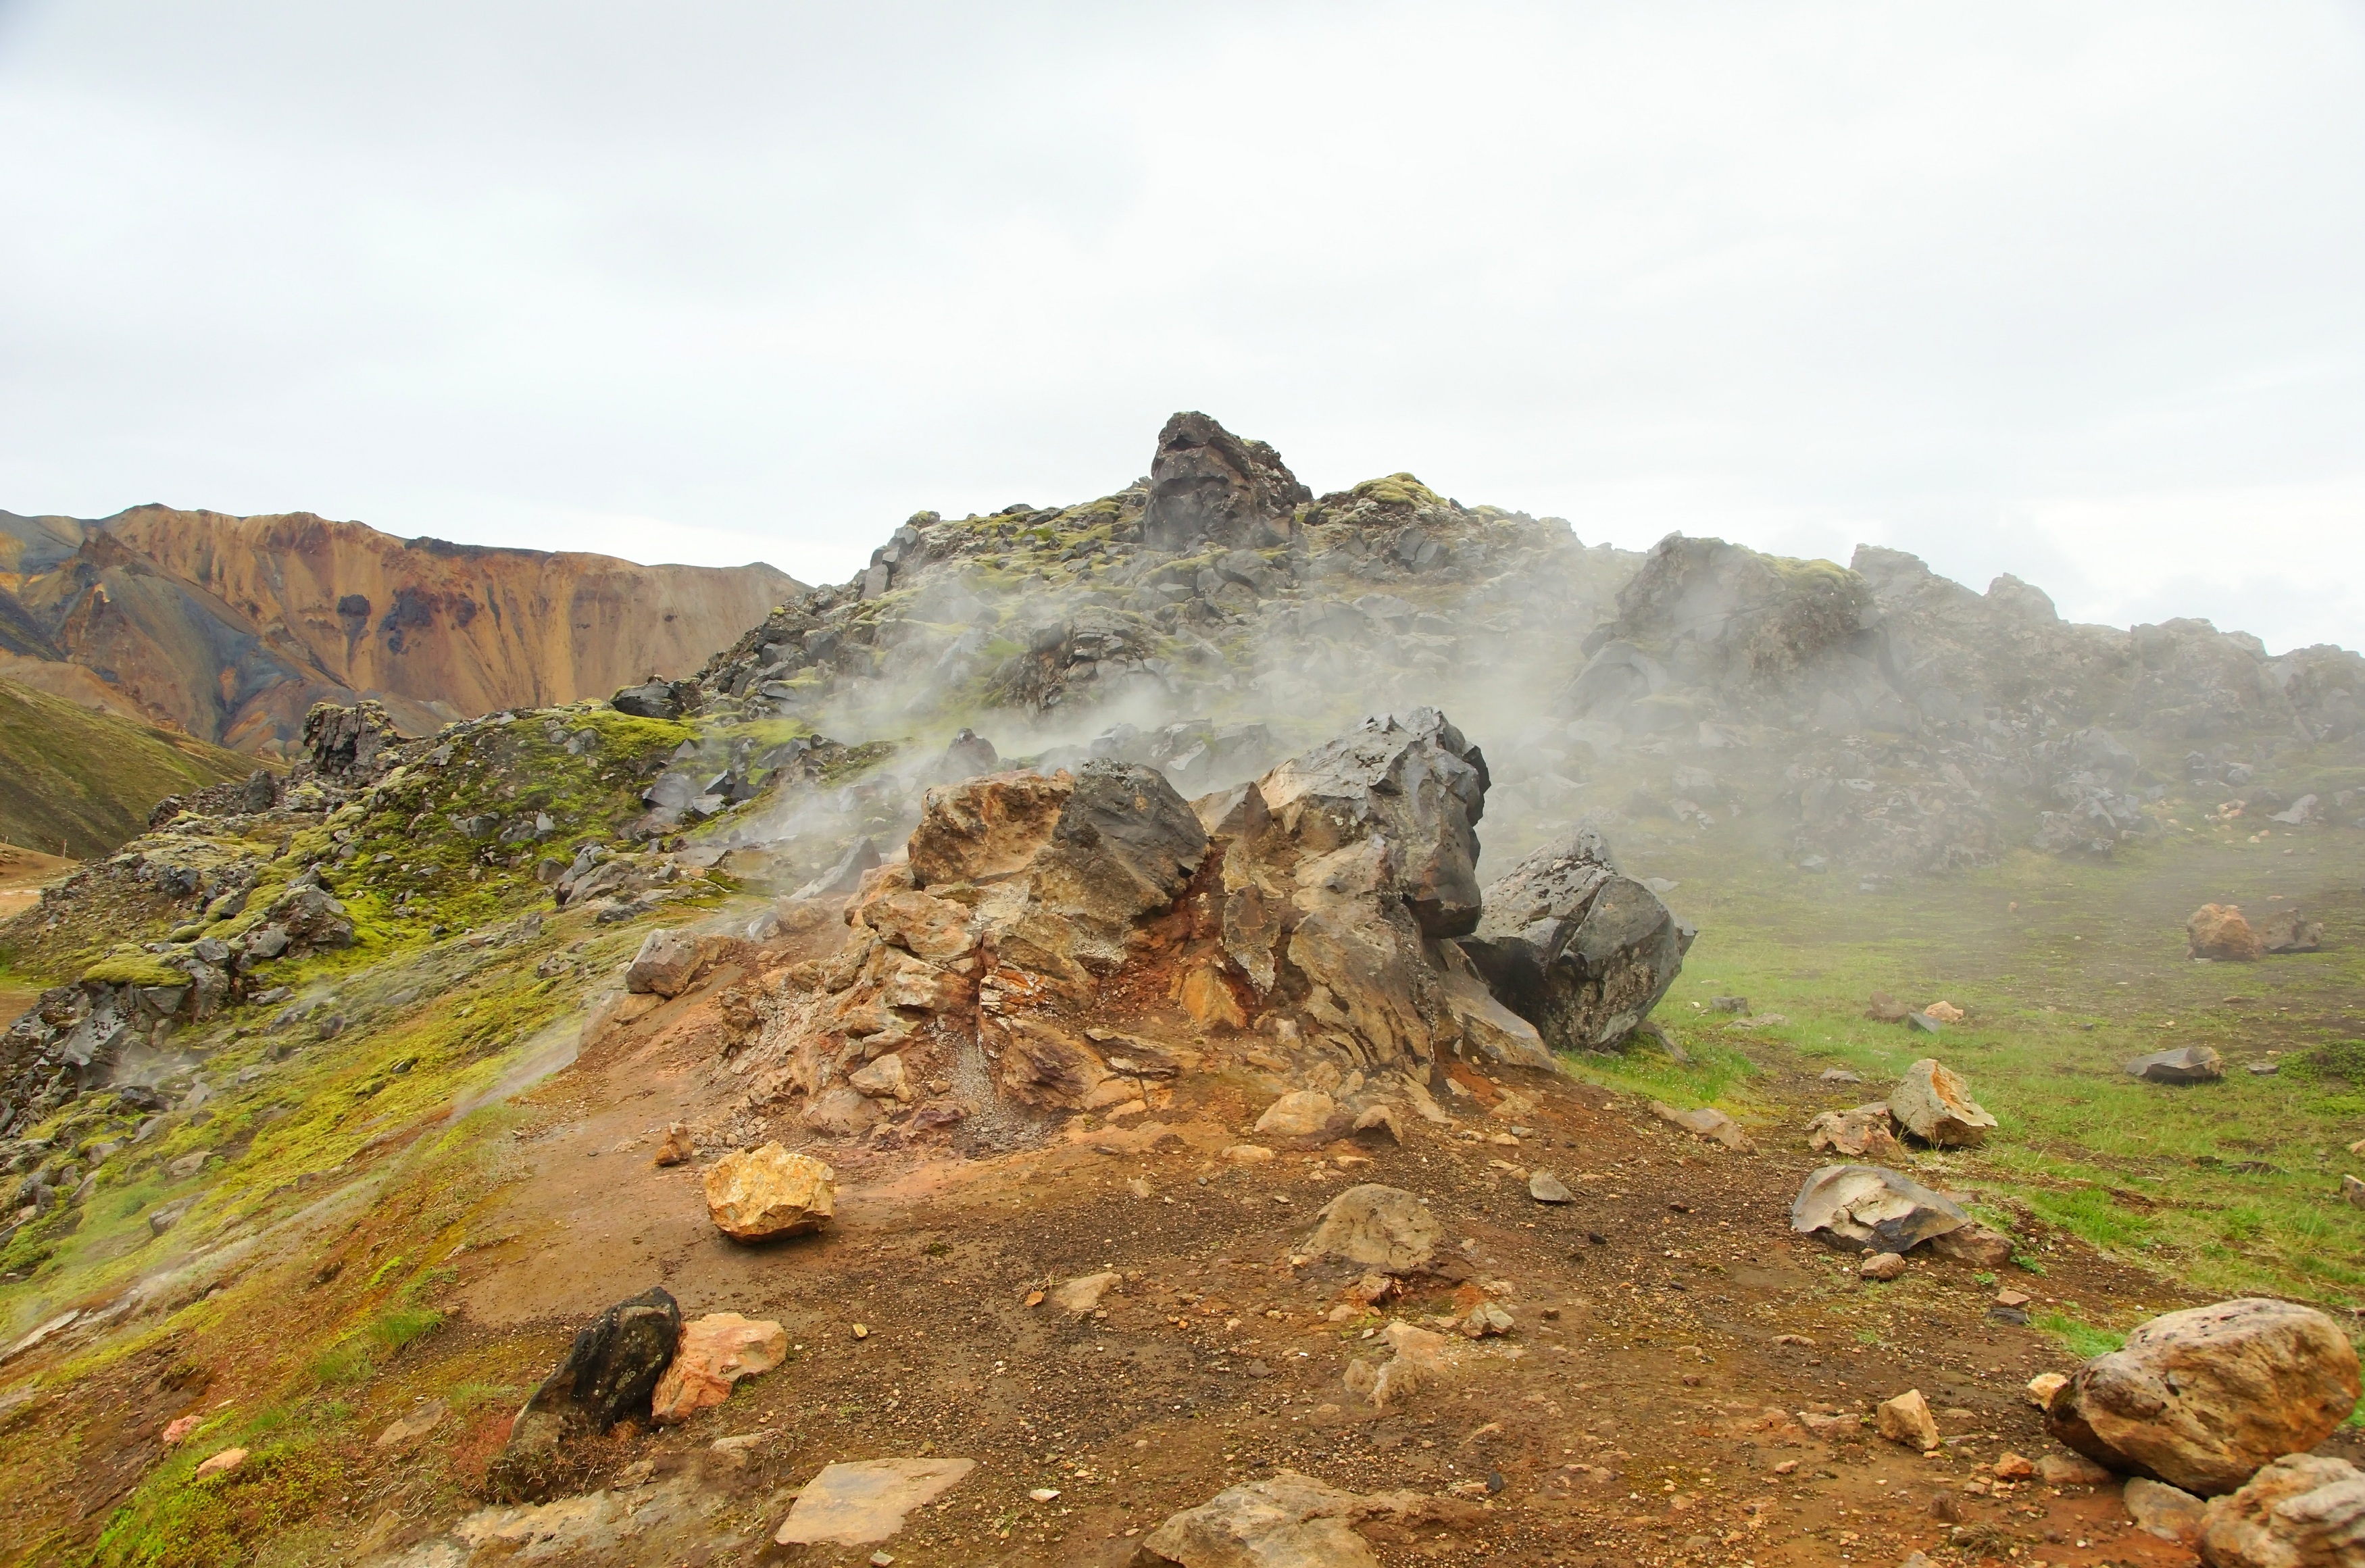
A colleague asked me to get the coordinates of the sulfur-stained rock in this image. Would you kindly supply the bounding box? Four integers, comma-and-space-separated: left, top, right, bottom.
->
2189, 904, 2264, 961
2196, 1453, 2365, 1567
701, 1144, 835, 1242
1888, 1058, 1997, 1146
649, 1313, 787, 1425
1306, 1184, 1441, 1273
2047, 1298, 2362, 1495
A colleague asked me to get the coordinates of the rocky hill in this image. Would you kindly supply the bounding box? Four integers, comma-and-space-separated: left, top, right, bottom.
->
0, 415, 2361, 1566
0, 679, 253, 859
0, 505, 801, 759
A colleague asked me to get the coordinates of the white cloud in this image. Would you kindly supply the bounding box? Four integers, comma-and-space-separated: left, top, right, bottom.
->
0, 1, 2360, 647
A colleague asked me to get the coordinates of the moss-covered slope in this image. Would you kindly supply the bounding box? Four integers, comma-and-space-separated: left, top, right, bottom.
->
0, 680, 253, 858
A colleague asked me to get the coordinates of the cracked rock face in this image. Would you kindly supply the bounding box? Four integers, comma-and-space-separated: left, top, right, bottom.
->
1139, 410, 1312, 555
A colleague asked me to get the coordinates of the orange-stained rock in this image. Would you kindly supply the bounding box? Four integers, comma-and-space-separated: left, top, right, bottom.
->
1178, 963, 1246, 1030
703, 1144, 836, 1241
907, 771, 1073, 888
2047, 1298, 2362, 1494
2188, 903, 2264, 961
650, 1313, 789, 1425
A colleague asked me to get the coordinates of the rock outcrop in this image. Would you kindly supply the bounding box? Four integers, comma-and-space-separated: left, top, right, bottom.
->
1139, 411, 1312, 555
2046, 1298, 2362, 1495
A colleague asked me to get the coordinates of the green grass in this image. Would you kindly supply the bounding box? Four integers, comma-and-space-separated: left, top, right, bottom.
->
0, 678, 254, 859
2033, 1309, 2127, 1360
1616, 806, 2365, 1308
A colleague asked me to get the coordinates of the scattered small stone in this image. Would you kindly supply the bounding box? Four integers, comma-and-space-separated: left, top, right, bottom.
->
1221, 1144, 1275, 1165
2039, 1452, 2112, 1486
1860, 1251, 1907, 1281
2245, 1061, 2278, 1076
2024, 1371, 2068, 1409
1527, 1171, 1574, 1204
1876, 1388, 1940, 1451
1818, 1067, 1864, 1084
652, 1123, 694, 1167
1028, 1488, 1061, 1502
193, 1447, 247, 1480
161, 1413, 202, 1445
1993, 1452, 2035, 1480
1461, 1303, 1514, 1338
851, 1323, 870, 1340
1051, 1271, 1120, 1315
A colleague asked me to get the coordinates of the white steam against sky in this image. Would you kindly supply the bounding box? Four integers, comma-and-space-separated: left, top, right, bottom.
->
1, 2, 2360, 650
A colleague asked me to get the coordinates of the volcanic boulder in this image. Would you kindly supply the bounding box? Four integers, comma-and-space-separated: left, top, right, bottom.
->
1457, 826, 1692, 1052
489, 1285, 682, 1500
1139, 411, 1312, 555
2189, 905, 2265, 961
2045, 1298, 2362, 1496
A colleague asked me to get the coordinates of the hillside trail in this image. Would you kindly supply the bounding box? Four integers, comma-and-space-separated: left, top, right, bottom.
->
309, 909, 2263, 1568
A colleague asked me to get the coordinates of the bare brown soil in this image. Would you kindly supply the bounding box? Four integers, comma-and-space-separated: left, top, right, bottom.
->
9, 921, 2351, 1567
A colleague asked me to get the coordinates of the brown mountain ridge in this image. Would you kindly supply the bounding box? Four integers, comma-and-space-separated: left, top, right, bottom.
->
0, 505, 801, 758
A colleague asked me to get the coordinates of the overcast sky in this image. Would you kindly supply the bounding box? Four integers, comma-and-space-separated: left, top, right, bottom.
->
3, 2, 2361, 651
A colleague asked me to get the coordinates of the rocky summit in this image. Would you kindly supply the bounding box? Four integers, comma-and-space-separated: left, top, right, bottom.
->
2, 413, 2364, 1567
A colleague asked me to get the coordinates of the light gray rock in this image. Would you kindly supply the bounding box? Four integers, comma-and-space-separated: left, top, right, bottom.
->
1791, 1163, 1970, 1254
1305, 1184, 1441, 1273
1135, 1469, 1381, 1568
626, 930, 701, 998
2126, 1046, 2225, 1084
773, 1458, 977, 1546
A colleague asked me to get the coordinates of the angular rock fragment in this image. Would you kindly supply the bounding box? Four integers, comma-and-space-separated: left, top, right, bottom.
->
1860, 1251, 1907, 1280
2197, 1454, 2365, 1567
1888, 1058, 1997, 1146
1805, 1103, 1904, 1161
1052, 1271, 1120, 1315
1255, 1090, 1339, 1140
2046, 1298, 2362, 1494
626, 930, 701, 997
1139, 411, 1312, 556
1135, 1469, 1380, 1568
1791, 1164, 1970, 1254
1528, 1170, 1574, 1204
1458, 826, 1692, 1052
2122, 1476, 2206, 1546
703, 1144, 835, 1241
1651, 1100, 1756, 1152
650, 1313, 787, 1425
1876, 1388, 1940, 1450
2126, 1046, 2224, 1084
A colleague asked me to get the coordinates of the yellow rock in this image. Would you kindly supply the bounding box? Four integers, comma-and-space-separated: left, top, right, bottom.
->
702, 1144, 835, 1242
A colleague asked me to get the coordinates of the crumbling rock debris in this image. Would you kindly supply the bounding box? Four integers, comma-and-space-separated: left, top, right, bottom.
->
2127, 1046, 2226, 1084
1650, 1100, 1756, 1152
2046, 1298, 2362, 1496
1806, 1103, 1906, 1162
2189, 904, 2266, 961
2196, 1453, 2365, 1567
1887, 1058, 1997, 1146
1458, 824, 1691, 1053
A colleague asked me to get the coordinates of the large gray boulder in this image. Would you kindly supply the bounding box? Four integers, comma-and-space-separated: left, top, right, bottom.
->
1139, 411, 1311, 555
1456, 826, 1692, 1051
2047, 1298, 2362, 1496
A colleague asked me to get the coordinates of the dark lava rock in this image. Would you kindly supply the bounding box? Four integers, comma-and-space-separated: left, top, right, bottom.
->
488, 1284, 682, 1502
1140, 411, 1311, 555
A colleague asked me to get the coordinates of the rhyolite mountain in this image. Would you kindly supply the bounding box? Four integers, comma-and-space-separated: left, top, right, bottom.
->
0, 505, 801, 759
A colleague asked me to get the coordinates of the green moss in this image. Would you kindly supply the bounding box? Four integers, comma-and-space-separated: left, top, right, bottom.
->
1349, 472, 1447, 509
80, 950, 187, 988
0, 679, 254, 859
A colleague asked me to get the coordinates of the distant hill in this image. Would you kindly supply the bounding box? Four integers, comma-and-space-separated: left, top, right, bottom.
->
0, 505, 801, 757
0, 678, 253, 857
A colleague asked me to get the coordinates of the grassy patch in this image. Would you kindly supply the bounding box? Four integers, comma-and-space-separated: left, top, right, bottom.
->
2033, 1309, 2126, 1360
